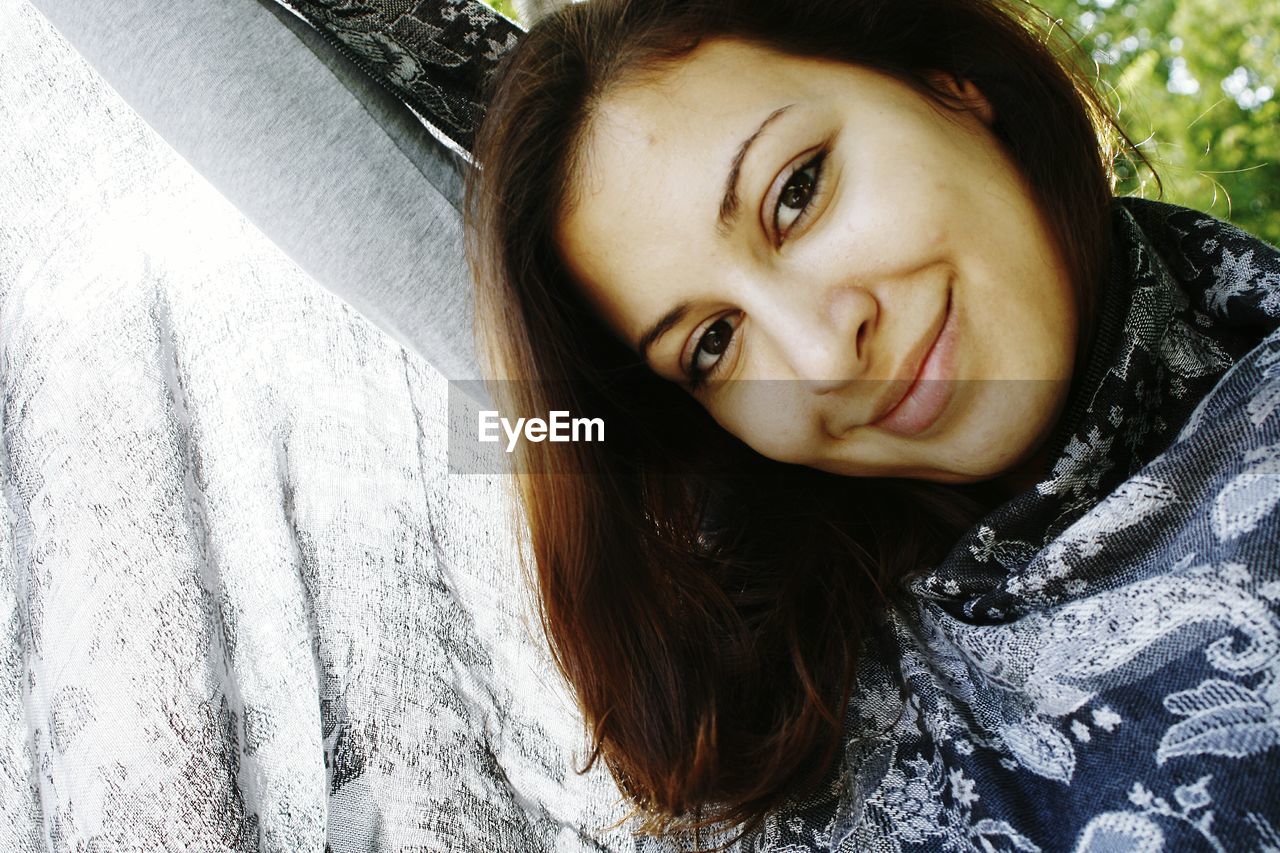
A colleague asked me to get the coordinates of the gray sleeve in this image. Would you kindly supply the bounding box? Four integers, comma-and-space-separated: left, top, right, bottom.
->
28, 0, 485, 381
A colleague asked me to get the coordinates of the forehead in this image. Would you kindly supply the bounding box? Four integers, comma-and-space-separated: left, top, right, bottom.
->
556, 40, 822, 333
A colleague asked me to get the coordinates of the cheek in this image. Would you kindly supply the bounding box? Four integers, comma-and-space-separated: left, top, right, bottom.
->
941, 378, 1068, 478
708, 389, 822, 465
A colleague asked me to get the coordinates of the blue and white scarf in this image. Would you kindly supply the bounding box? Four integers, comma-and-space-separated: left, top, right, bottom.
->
642, 197, 1280, 852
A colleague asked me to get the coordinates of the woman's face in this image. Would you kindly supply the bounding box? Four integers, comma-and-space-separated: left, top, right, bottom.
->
556, 38, 1078, 485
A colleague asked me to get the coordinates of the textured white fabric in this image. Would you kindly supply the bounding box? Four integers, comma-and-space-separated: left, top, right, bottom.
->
26, 0, 483, 384
0, 2, 631, 848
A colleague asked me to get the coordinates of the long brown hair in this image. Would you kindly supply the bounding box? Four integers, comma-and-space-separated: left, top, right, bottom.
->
464, 0, 1147, 844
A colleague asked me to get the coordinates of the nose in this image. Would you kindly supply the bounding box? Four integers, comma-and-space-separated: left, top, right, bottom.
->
766, 286, 878, 394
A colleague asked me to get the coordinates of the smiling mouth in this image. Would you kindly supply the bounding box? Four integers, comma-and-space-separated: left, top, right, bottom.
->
865, 286, 957, 432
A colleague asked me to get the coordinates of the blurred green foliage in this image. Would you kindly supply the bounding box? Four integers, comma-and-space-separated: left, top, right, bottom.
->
1035, 0, 1279, 244
484, 0, 521, 22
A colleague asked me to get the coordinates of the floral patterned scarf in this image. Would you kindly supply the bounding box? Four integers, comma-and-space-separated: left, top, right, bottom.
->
645, 197, 1280, 852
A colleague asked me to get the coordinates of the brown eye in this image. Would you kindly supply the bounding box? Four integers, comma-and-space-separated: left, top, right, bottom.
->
773, 149, 827, 243
699, 318, 733, 355
780, 168, 816, 211
688, 315, 739, 388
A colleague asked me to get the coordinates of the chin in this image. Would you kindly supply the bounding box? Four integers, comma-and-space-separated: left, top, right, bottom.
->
924, 467, 998, 485
949, 449, 1031, 482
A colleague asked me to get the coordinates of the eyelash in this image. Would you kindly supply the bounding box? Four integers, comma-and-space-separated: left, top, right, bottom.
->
686, 313, 739, 390
772, 147, 829, 246
684, 146, 830, 389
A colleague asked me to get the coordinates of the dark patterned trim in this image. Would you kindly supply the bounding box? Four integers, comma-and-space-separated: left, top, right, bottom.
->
271, 0, 524, 153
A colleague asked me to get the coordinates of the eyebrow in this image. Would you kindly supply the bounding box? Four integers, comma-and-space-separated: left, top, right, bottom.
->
717, 103, 795, 238
638, 300, 692, 365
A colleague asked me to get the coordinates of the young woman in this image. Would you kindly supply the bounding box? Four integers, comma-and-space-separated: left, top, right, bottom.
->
465, 0, 1280, 849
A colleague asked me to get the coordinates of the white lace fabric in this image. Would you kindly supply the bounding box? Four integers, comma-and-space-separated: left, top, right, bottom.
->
0, 3, 631, 849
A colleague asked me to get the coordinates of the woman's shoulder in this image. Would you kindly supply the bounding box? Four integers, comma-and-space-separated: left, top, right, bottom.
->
1168, 314, 1280, 460
1112, 195, 1280, 326
1083, 196, 1280, 483
1133, 194, 1280, 469
1105, 195, 1280, 455
1047, 327, 1280, 594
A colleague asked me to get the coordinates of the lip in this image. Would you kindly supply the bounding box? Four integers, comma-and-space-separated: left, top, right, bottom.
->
870, 291, 958, 437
